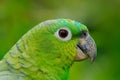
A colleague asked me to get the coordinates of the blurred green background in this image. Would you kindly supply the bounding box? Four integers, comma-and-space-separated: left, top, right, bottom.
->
0, 0, 120, 80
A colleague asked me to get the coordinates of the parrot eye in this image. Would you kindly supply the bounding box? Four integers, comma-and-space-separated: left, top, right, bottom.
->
55, 28, 72, 41
59, 29, 68, 38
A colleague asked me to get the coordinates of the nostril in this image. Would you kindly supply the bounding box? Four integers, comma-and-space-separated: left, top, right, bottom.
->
83, 32, 87, 36
81, 31, 87, 38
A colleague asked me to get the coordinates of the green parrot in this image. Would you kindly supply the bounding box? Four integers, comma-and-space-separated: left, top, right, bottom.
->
0, 19, 97, 80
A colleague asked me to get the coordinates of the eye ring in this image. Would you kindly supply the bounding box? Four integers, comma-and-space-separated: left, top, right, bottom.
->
55, 28, 72, 41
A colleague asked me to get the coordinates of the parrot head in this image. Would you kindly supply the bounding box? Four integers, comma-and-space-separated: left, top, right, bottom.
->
37, 19, 96, 63
32, 19, 97, 65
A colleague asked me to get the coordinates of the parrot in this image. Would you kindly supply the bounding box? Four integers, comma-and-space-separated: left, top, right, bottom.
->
0, 19, 97, 80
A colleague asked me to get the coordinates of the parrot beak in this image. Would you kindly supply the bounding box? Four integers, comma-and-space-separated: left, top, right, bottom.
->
75, 31, 97, 63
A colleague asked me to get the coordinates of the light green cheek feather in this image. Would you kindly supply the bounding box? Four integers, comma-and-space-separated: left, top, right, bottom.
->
0, 19, 88, 80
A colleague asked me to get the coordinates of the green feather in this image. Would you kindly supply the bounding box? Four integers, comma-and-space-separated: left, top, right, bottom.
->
0, 19, 88, 80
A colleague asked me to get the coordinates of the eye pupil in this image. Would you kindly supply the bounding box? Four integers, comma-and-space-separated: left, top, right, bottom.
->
59, 29, 68, 38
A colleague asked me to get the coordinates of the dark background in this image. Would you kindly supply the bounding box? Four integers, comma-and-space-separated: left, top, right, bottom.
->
0, 0, 120, 80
